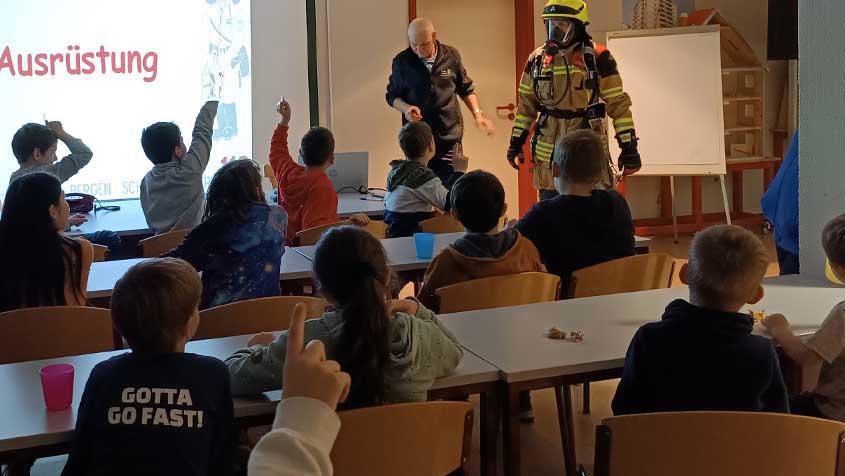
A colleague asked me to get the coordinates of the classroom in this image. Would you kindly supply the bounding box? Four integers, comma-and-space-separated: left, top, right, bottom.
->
2, 0, 837, 475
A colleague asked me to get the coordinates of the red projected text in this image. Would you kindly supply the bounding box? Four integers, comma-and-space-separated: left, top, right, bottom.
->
0, 45, 158, 82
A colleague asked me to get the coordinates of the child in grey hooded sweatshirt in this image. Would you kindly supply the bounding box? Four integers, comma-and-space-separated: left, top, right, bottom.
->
140, 100, 219, 234
225, 226, 462, 408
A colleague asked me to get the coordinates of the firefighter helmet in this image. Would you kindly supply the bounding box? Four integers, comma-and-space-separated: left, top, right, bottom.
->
542, 0, 590, 25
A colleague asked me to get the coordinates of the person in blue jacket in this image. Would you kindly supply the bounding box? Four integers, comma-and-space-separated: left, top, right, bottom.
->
761, 130, 799, 275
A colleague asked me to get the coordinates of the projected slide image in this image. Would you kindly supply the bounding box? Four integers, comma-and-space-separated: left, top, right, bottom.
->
0, 0, 253, 200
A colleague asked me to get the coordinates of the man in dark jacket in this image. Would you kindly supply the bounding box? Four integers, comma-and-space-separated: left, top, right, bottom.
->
386, 18, 494, 185
612, 225, 789, 415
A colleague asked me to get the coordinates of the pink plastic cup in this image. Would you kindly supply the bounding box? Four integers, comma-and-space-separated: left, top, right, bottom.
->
40, 364, 74, 411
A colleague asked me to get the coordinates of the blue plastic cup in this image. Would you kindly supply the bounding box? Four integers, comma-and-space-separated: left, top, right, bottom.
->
413, 233, 435, 260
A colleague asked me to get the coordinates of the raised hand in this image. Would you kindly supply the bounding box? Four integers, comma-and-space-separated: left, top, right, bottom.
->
276, 96, 292, 127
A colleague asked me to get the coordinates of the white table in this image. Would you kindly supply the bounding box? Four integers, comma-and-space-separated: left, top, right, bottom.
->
68, 199, 151, 238
87, 234, 653, 300
438, 275, 844, 476
0, 334, 499, 475
68, 194, 384, 239
337, 193, 385, 218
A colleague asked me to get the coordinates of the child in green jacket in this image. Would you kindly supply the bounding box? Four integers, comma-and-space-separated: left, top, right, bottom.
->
225, 226, 462, 408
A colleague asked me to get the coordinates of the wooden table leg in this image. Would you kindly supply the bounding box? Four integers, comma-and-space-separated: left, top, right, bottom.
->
502, 383, 522, 476
555, 385, 578, 476
480, 389, 500, 476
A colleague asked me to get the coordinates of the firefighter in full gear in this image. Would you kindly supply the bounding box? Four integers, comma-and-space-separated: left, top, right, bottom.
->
507, 0, 641, 198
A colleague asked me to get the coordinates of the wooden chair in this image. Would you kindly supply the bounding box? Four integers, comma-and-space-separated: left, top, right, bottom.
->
332, 402, 473, 476
419, 214, 464, 234
594, 412, 845, 476
569, 253, 675, 299
294, 220, 388, 246
91, 244, 110, 262
263, 163, 278, 189
138, 229, 190, 257
0, 307, 115, 364
435, 272, 561, 314
568, 254, 675, 418
194, 296, 327, 341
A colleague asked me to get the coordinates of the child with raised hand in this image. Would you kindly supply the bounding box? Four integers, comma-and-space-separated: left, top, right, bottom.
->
248, 303, 351, 476
764, 213, 845, 420
62, 258, 235, 476
383, 121, 457, 238
269, 97, 368, 245
0, 172, 93, 311
225, 226, 462, 408
140, 100, 219, 234
10, 120, 93, 184
163, 159, 287, 309
612, 225, 788, 415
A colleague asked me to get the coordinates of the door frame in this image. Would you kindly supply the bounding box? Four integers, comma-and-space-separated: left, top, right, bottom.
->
408, 0, 538, 216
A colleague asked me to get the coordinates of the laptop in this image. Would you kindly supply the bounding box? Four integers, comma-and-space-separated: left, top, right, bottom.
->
326, 151, 369, 193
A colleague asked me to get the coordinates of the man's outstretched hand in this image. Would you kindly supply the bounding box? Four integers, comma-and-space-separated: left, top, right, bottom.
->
282, 304, 351, 410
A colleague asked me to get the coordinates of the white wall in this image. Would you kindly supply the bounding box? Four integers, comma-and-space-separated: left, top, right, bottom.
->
798, 0, 844, 278
316, 0, 408, 190
251, 0, 310, 182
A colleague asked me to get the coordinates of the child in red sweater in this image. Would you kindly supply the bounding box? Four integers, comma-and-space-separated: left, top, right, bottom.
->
269, 97, 368, 244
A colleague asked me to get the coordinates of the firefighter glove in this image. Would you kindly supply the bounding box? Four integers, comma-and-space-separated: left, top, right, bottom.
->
616, 129, 641, 175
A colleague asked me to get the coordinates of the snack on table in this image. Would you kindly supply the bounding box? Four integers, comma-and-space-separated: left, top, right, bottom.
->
548, 326, 567, 340
748, 309, 765, 322
547, 327, 584, 342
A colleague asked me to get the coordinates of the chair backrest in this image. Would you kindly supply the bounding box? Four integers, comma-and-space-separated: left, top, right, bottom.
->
332, 402, 473, 476
91, 244, 110, 262
595, 412, 845, 476
138, 229, 190, 257
435, 272, 561, 314
194, 296, 328, 341
294, 220, 388, 246
569, 253, 675, 299
0, 306, 115, 364
263, 163, 278, 189
419, 215, 464, 234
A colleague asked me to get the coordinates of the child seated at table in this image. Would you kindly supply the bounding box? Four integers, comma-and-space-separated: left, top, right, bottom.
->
62, 258, 235, 476
514, 129, 635, 291
140, 100, 219, 235
763, 213, 845, 421
0, 172, 92, 312
612, 225, 789, 415
163, 159, 287, 309
269, 97, 368, 244
10, 120, 92, 184
225, 226, 463, 408
384, 122, 459, 238
417, 170, 544, 311
10, 120, 120, 251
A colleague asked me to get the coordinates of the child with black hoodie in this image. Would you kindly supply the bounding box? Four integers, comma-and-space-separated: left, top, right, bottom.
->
612, 225, 789, 415
514, 129, 634, 290
417, 170, 544, 311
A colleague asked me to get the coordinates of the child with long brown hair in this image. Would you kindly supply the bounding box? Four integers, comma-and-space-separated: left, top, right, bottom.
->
225, 226, 462, 408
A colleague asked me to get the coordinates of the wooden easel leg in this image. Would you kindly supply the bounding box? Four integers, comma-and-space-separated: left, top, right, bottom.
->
719, 175, 732, 225
669, 175, 679, 243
